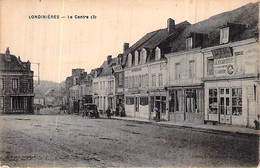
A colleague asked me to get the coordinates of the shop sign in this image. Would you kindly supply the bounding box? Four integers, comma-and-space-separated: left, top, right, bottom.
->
211, 47, 233, 59
214, 57, 234, 76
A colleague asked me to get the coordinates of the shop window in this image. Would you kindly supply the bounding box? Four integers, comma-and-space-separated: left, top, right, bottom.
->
189, 60, 195, 78
209, 89, 218, 114
12, 78, 19, 90
185, 89, 203, 113
175, 63, 181, 79
126, 97, 134, 105
232, 88, 242, 116
207, 59, 214, 76
140, 97, 148, 106
11, 97, 24, 110
226, 88, 229, 94
169, 90, 183, 112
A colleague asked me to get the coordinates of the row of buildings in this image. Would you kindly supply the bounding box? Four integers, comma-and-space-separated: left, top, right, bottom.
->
65, 2, 260, 127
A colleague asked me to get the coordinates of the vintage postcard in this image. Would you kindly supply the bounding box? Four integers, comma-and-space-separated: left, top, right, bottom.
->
0, 0, 259, 167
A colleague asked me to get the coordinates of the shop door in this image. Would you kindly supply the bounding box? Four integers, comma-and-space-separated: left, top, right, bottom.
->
219, 88, 231, 124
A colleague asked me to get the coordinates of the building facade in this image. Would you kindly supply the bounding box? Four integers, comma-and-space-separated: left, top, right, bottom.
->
0, 48, 34, 114
92, 56, 116, 113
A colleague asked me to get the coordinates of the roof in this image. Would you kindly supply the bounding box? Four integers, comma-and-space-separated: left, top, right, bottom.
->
98, 58, 117, 77
168, 2, 259, 52
122, 21, 191, 67
0, 54, 31, 71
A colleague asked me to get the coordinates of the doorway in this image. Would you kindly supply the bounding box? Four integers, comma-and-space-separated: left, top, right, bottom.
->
219, 88, 231, 124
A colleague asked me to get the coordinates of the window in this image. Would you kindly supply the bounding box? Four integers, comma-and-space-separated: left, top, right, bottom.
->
12, 79, 19, 90
134, 75, 141, 88
220, 27, 229, 44
169, 90, 183, 112
185, 89, 203, 113
118, 72, 123, 86
103, 81, 105, 90
152, 74, 156, 87
100, 82, 102, 89
135, 51, 139, 66
0, 97, 3, 110
11, 97, 24, 110
175, 63, 181, 79
186, 37, 192, 49
141, 49, 147, 64
124, 77, 128, 88
158, 74, 163, 86
155, 47, 161, 61
0, 78, 4, 89
189, 60, 195, 78
207, 58, 214, 76
140, 97, 148, 106
128, 53, 132, 67
232, 88, 242, 116
126, 97, 134, 105
141, 74, 148, 88
209, 89, 218, 114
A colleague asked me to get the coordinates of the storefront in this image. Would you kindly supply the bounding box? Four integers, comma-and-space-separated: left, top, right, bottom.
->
167, 85, 204, 124
125, 92, 149, 119
149, 90, 167, 120
204, 79, 258, 127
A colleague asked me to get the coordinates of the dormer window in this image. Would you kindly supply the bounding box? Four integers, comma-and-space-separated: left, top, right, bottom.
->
128, 53, 132, 67
155, 47, 161, 61
141, 48, 147, 64
186, 37, 192, 49
135, 51, 139, 66
220, 27, 229, 44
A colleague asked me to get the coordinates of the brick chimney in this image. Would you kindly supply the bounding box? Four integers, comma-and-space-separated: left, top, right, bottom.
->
123, 43, 129, 52
107, 55, 112, 64
5, 47, 11, 61
167, 18, 175, 34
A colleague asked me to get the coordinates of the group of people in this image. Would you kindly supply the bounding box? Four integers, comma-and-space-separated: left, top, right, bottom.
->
106, 105, 125, 119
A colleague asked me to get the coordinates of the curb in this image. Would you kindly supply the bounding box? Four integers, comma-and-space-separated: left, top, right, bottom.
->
112, 117, 260, 138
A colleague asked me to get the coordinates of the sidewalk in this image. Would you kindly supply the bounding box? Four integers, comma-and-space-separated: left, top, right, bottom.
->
112, 116, 260, 137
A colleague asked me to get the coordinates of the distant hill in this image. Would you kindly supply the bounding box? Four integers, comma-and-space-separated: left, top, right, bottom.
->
34, 80, 65, 98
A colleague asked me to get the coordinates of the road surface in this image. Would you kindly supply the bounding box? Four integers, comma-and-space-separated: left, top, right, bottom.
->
0, 115, 259, 167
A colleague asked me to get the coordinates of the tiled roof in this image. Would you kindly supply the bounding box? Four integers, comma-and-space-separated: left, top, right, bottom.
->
0, 54, 29, 71
98, 58, 117, 77
168, 2, 259, 52
121, 21, 191, 67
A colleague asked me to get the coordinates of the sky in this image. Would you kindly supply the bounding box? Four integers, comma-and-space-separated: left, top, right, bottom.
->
0, 0, 258, 83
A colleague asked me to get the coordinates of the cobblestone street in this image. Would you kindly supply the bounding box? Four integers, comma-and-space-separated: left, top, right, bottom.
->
0, 114, 258, 167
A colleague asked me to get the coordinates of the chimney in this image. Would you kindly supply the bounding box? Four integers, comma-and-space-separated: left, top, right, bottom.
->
167, 18, 175, 34
107, 55, 112, 64
5, 47, 11, 61
123, 43, 129, 52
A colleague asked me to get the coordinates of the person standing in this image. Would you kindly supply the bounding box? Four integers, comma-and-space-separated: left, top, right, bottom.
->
106, 106, 111, 119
